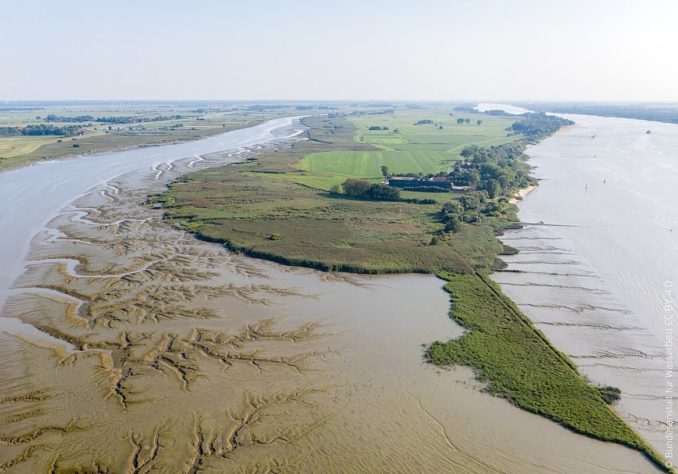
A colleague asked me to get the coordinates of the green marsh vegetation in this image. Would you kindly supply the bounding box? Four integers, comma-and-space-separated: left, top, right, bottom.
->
427, 273, 665, 469
157, 115, 502, 273
157, 107, 668, 471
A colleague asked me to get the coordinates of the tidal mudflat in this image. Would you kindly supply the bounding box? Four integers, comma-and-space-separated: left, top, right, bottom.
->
493, 113, 678, 464
0, 123, 658, 472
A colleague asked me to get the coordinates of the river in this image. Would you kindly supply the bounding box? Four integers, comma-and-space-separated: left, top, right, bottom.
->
493, 113, 678, 463
0, 117, 659, 472
0, 117, 299, 339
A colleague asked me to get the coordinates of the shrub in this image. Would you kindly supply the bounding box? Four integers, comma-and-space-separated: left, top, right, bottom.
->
366, 183, 400, 201
342, 179, 372, 197
597, 386, 622, 404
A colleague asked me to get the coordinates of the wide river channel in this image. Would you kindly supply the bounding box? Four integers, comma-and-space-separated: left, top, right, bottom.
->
493, 112, 678, 463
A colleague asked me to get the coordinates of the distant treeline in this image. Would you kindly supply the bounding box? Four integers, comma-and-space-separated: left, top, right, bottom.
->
45, 114, 184, 124
511, 112, 574, 139
0, 124, 83, 137
524, 104, 678, 125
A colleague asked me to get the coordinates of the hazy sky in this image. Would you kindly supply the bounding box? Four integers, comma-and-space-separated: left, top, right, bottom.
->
2, 0, 677, 101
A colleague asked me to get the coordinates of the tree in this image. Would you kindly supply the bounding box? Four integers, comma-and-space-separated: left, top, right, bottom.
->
342, 179, 371, 197
464, 118, 471, 124
453, 169, 479, 186
480, 163, 502, 181
458, 194, 483, 222
439, 201, 464, 233
485, 179, 501, 198
460, 146, 477, 158
440, 201, 463, 220
457, 118, 465, 124
444, 216, 463, 233
366, 184, 400, 201
381, 165, 390, 178
476, 119, 483, 126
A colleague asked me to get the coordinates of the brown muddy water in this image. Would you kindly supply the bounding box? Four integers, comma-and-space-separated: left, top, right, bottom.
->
0, 120, 658, 472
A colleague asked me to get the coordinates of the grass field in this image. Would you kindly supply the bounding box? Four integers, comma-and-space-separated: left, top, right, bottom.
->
285, 109, 518, 191
299, 150, 454, 177
350, 110, 517, 152
0, 136, 61, 157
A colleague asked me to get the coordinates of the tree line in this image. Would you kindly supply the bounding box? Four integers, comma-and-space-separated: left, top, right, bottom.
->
45, 114, 184, 124
333, 179, 401, 201
510, 112, 574, 140
0, 124, 83, 137
438, 192, 509, 232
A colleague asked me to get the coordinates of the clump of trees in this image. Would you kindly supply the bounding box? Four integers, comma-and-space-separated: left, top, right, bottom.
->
414, 119, 434, 125
0, 124, 83, 137
368, 125, 389, 131
511, 112, 574, 140
341, 179, 401, 201
45, 114, 94, 122
438, 192, 510, 232
45, 114, 184, 125
450, 142, 534, 198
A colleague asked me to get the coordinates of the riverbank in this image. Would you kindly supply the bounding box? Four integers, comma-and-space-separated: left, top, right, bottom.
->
0, 117, 300, 329
0, 117, 265, 173
157, 112, 667, 470
509, 184, 537, 204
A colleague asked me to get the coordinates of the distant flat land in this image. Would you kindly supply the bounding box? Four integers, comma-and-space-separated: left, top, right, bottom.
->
524, 102, 678, 125
0, 103, 302, 172
0, 136, 59, 157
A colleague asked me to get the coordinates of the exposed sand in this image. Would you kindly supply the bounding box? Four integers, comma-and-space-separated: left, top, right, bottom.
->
0, 141, 660, 472
509, 184, 537, 205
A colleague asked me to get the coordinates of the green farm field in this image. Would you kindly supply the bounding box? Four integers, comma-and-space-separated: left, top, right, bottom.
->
350, 110, 518, 153
0, 136, 61, 157
289, 109, 518, 191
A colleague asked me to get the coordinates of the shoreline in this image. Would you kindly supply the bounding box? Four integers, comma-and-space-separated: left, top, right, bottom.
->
0, 118, 267, 174
0, 117, 300, 330
509, 183, 537, 205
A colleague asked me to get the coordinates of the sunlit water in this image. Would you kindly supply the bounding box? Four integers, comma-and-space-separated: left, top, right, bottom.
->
493, 113, 678, 460
476, 102, 531, 115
